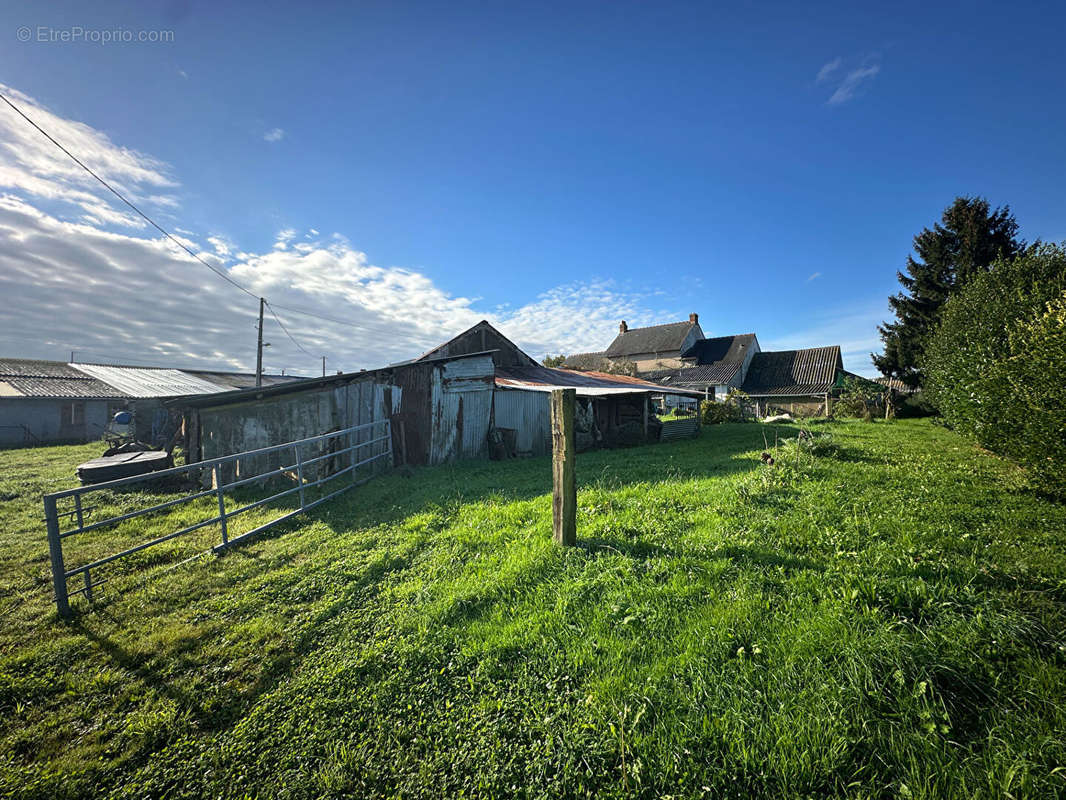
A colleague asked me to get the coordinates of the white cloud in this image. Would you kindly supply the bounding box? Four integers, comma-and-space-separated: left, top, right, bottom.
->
0, 194, 665, 373
826, 63, 880, 105
0, 83, 177, 228
0, 84, 673, 374
206, 235, 232, 258
816, 58, 841, 83
807, 272, 821, 281
263, 128, 285, 143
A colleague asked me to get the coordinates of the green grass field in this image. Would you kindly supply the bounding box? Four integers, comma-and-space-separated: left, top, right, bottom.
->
1, 420, 1064, 799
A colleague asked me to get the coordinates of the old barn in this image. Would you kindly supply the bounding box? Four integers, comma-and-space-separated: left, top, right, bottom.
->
169, 321, 700, 468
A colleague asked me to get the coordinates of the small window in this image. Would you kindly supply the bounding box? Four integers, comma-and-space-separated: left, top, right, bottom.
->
61, 402, 85, 427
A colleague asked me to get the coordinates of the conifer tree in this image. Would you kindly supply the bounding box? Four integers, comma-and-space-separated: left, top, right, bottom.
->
873, 197, 1022, 386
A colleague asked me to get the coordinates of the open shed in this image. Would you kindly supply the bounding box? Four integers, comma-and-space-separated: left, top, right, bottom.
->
493, 364, 703, 455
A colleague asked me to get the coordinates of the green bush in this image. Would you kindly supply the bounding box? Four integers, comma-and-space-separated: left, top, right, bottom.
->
990, 292, 1066, 496
895, 391, 936, 418
700, 391, 752, 425
922, 243, 1066, 496
834, 375, 885, 420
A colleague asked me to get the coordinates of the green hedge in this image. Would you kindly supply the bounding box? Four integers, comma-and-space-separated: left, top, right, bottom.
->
922, 243, 1066, 496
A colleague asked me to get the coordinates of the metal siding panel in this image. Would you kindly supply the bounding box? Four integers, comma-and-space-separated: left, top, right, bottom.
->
457, 389, 491, 459
493, 389, 551, 456
441, 354, 495, 380
441, 354, 496, 393
429, 368, 459, 464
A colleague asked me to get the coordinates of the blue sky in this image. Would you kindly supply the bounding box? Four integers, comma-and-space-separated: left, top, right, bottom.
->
1, 0, 1064, 375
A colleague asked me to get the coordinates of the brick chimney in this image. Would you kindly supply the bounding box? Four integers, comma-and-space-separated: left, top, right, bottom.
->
689, 312, 699, 324
619, 320, 628, 334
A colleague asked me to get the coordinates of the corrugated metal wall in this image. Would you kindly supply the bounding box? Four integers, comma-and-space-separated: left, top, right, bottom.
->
492, 389, 551, 456
195, 354, 494, 472
428, 356, 494, 463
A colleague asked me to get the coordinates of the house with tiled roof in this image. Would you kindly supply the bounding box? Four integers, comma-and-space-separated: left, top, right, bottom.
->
575, 315, 848, 415
600, 314, 704, 373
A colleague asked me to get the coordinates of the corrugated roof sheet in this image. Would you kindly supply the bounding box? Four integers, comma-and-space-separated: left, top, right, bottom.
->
604, 320, 697, 357
495, 365, 702, 396
0, 358, 302, 399
0, 358, 83, 378
741, 347, 843, 396
71, 364, 228, 398
184, 370, 300, 390
0, 359, 124, 398
651, 362, 745, 386
681, 333, 757, 364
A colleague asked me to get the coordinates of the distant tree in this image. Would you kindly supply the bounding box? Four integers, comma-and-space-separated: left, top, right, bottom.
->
598, 358, 637, 376
541, 354, 567, 368
873, 197, 1023, 387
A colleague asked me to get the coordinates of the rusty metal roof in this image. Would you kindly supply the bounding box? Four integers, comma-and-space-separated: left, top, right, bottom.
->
741, 347, 843, 396
495, 365, 702, 396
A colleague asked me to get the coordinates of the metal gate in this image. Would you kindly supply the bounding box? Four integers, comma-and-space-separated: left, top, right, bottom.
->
43, 419, 391, 617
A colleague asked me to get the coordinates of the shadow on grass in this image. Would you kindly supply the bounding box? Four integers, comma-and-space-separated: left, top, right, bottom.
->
60, 426, 773, 618
579, 536, 825, 573
67, 523, 439, 735
306, 425, 773, 533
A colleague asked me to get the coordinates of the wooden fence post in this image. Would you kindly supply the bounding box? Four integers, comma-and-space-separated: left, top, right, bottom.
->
551, 388, 576, 546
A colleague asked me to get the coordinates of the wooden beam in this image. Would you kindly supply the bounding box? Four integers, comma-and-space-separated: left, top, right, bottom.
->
551, 388, 576, 546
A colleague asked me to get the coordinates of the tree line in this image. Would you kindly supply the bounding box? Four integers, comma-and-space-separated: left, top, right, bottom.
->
875, 196, 1066, 497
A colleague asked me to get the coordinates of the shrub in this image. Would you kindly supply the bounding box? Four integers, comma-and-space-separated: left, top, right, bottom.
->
834, 376, 886, 420
922, 243, 1066, 496
895, 391, 936, 418
990, 292, 1066, 496
700, 391, 752, 425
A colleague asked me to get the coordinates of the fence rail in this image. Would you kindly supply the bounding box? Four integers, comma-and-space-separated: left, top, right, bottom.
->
43, 419, 392, 617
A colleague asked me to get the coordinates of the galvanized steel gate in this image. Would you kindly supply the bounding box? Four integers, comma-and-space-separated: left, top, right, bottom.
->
43, 419, 391, 617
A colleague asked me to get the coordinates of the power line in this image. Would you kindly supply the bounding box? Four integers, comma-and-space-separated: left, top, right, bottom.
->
265, 301, 316, 359
0, 91, 359, 365
268, 302, 392, 332
0, 90, 258, 300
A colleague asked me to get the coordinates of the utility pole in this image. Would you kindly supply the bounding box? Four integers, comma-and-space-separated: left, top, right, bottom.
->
256, 297, 265, 388
322, 356, 326, 377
